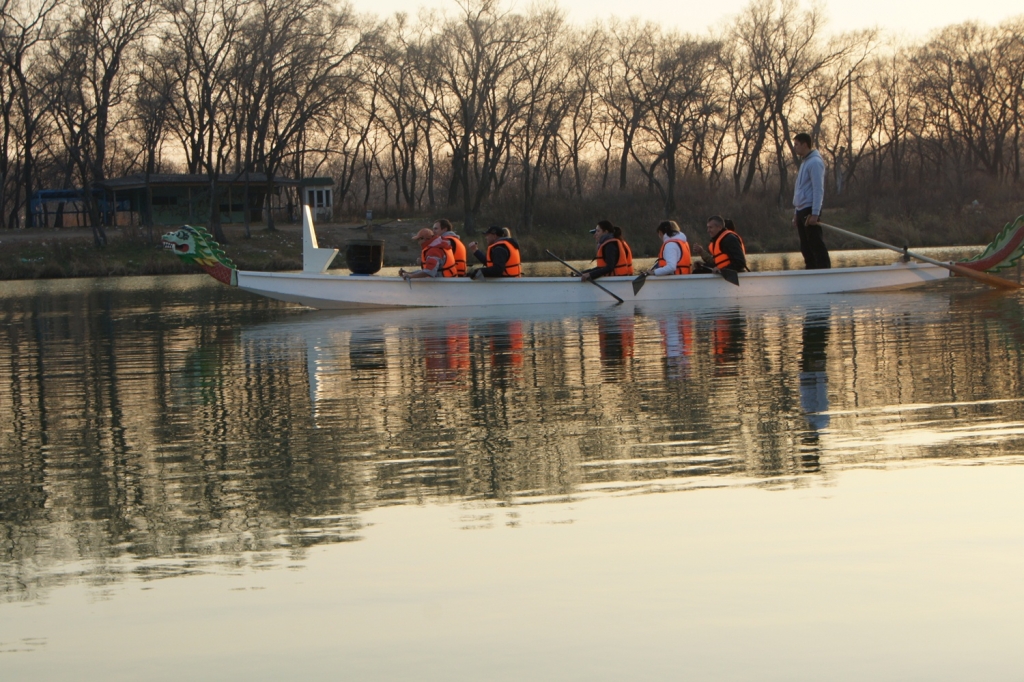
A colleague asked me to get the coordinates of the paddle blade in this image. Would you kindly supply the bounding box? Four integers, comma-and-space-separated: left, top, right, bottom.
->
720, 268, 740, 286
947, 262, 1021, 289
631, 272, 647, 296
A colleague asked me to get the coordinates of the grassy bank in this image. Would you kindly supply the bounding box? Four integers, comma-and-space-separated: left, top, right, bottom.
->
0, 225, 302, 280
1, 202, 1021, 281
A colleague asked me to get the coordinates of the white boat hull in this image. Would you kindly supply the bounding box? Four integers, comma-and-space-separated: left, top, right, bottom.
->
237, 262, 950, 310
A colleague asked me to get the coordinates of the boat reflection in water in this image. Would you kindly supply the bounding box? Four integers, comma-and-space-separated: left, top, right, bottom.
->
348, 329, 388, 374
6, 277, 1024, 601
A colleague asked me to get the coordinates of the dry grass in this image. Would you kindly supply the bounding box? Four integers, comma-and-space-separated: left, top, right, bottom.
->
2, 191, 1022, 281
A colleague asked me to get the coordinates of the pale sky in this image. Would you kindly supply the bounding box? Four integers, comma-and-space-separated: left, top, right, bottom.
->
351, 0, 1024, 37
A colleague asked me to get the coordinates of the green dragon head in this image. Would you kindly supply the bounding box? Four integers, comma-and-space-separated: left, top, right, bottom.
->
163, 225, 238, 286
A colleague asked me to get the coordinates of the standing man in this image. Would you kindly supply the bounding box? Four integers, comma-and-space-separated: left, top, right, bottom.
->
792, 132, 830, 269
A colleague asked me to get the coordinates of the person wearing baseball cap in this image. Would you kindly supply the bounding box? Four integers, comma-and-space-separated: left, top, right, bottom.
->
399, 227, 456, 280
466, 225, 521, 279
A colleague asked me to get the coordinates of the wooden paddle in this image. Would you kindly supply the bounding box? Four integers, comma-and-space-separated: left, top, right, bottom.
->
632, 264, 738, 295
632, 271, 648, 295
718, 268, 740, 286
819, 222, 1021, 290
545, 250, 624, 304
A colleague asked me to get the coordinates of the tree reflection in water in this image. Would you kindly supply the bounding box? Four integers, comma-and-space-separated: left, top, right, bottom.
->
3, 278, 1024, 599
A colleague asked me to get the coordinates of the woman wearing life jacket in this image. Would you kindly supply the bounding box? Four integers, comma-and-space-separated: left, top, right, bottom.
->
466, 225, 522, 278
692, 215, 747, 273
581, 220, 633, 281
432, 218, 468, 276
400, 228, 456, 280
642, 220, 691, 276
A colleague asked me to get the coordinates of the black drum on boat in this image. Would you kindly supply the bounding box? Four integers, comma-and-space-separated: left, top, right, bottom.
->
345, 239, 385, 274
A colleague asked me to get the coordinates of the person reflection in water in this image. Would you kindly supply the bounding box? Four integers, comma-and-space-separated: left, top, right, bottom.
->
659, 312, 693, 380
422, 321, 471, 385
711, 310, 746, 378
799, 309, 831, 469
597, 313, 635, 380
487, 319, 524, 383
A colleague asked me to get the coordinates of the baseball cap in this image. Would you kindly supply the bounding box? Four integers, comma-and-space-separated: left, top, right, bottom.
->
411, 228, 434, 241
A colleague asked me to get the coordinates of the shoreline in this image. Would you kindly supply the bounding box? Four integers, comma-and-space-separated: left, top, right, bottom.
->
0, 217, 1015, 282
0, 221, 435, 281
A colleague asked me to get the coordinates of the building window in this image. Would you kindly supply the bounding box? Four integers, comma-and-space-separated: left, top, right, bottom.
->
308, 189, 332, 208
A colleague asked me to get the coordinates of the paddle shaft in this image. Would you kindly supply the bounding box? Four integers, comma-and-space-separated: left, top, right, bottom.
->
819, 222, 1020, 290
545, 250, 624, 304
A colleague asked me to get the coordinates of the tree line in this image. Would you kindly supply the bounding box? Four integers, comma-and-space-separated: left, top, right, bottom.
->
3, 0, 1024, 246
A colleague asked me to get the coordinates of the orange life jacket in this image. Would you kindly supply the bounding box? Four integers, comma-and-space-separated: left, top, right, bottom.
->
486, 238, 522, 277
596, 237, 633, 276
443, 235, 468, 276
421, 240, 457, 277
657, 238, 691, 275
708, 229, 746, 271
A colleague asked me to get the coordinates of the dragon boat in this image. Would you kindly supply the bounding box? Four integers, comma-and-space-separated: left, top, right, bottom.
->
162, 207, 1024, 310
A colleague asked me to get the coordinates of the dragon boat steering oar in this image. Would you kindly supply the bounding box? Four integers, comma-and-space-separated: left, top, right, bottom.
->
819, 222, 1021, 291
545, 250, 624, 304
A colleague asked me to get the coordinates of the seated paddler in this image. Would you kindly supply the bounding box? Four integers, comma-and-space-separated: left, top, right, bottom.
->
640, 220, 691, 276
581, 220, 633, 281
692, 216, 747, 274
467, 225, 522, 279
400, 227, 457, 280
432, 219, 467, 276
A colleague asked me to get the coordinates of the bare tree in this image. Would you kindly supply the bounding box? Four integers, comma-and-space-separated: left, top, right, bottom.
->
426, 0, 533, 233
913, 22, 1021, 182
369, 15, 433, 212
1, 0, 60, 228
600, 19, 657, 191
557, 25, 604, 197
233, 0, 366, 230
729, 0, 851, 201
800, 31, 875, 194
132, 51, 176, 239
631, 33, 721, 213
42, 0, 154, 245
511, 6, 570, 232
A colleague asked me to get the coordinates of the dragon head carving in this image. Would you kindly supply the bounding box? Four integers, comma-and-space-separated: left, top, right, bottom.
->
163, 225, 238, 286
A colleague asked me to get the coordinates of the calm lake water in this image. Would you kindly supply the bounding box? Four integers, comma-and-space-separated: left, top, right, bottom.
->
2, 250, 1024, 681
